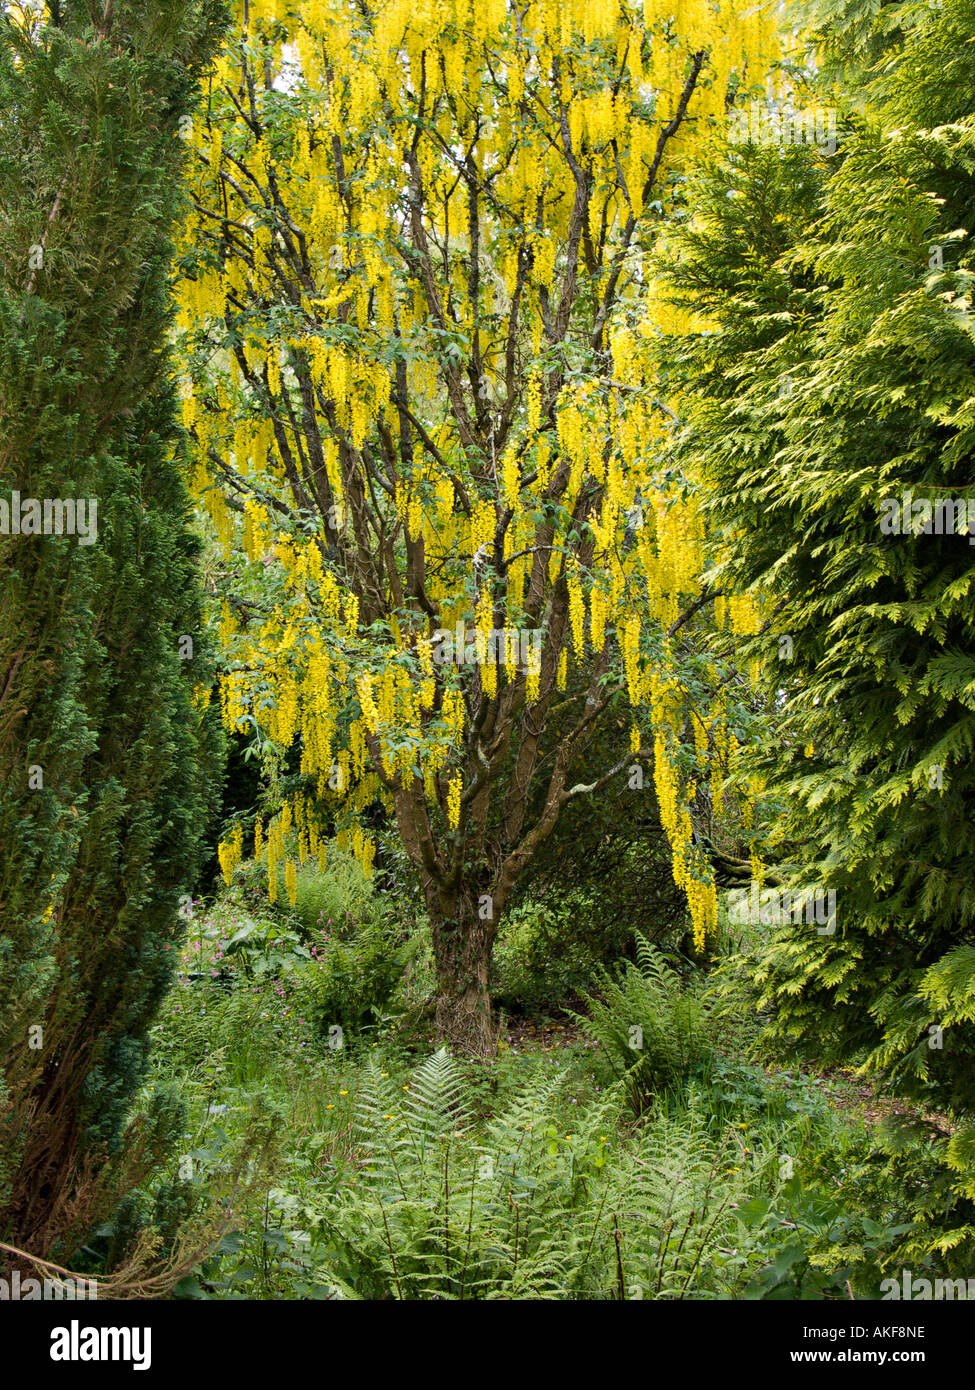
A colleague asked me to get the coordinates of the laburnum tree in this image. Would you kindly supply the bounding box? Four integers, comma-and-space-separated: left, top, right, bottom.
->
651, 0, 975, 1243
0, 0, 226, 1271
178, 0, 781, 1053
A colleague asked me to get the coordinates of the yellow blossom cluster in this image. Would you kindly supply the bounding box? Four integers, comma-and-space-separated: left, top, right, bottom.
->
218, 823, 244, 887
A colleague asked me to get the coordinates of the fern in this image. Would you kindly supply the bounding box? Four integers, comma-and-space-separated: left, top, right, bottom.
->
305, 1048, 764, 1299
571, 936, 714, 1110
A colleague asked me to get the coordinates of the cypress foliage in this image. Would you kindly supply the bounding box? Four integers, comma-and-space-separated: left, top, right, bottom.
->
652, 0, 975, 1188
0, 0, 227, 1267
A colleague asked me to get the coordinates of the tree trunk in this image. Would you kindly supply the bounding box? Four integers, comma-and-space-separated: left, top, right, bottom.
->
427, 886, 496, 1057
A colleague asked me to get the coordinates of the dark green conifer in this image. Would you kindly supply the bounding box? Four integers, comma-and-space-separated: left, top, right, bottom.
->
653, 0, 975, 1213
0, 0, 227, 1266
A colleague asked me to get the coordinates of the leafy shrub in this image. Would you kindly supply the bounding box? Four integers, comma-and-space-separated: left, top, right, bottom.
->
231, 842, 379, 942
779, 1113, 975, 1293
220, 917, 310, 982
170, 867, 417, 1054
492, 890, 637, 1013
737, 1159, 929, 1301
572, 936, 715, 1110
293, 914, 410, 1041
287, 850, 378, 940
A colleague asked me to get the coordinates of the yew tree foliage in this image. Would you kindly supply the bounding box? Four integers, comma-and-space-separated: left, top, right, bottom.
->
0, 0, 226, 1266
180, 0, 778, 1051
653, 0, 975, 1172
